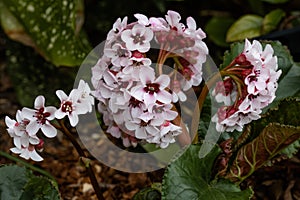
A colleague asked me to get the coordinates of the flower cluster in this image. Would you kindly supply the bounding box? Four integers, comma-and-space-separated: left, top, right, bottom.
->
5, 80, 94, 161
92, 10, 208, 148
212, 39, 282, 132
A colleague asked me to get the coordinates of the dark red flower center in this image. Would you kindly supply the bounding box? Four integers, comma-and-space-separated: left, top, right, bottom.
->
61, 101, 73, 113
144, 83, 160, 94
35, 107, 51, 124
132, 34, 145, 44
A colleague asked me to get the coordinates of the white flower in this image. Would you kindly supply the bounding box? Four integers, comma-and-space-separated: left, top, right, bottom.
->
121, 57, 153, 81
104, 43, 132, 67
131, 72, 172, 106
77, 80, 95, 113
125, 118, 159, 139
11, 145, 43, 162
5, 111, 40, 149
185, 17, 206, 39
165, 10, 184, 31
107, 17, 128, 41
5, 111, 43, 161
22, 96, 57, 138
146, 121, 181, 148
146, 103, 178, 126
121, 24, 154, 53
55, 89, 89, 127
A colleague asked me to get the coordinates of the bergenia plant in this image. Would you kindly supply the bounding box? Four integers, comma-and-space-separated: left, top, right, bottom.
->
3, 10, 300, 200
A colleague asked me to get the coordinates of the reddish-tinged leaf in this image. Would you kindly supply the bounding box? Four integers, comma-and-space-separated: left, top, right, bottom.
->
226, 123, 300, 183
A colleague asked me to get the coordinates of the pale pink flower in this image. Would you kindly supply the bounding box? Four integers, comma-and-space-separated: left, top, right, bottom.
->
104, 43, 132, 67
10, 144, 43, 162
121, 24, 154, 53
165, 10, 184, 31
77, 80, 95, 113
125, 118, 159, 139
131, 73, 172, 106
55, 89, 89, 127
22, 95, 57, 138
107, 17, 128, 41
5, 111, 40, 148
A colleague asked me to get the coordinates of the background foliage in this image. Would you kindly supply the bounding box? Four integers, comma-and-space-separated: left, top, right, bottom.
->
0, 0, 300, 199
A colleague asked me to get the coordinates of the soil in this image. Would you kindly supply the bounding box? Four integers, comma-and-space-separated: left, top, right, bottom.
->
0, 61, 300, 200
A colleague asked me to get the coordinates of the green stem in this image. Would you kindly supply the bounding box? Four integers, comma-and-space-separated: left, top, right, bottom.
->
0, 150, 58, 189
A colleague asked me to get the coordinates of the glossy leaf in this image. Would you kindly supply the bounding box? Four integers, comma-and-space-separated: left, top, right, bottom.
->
0, 165, 28, 200
262, 9, 285, 34
265, 41, 294, 80
271, 63, 300, 105
0, 2, 34, 48
1, 0, 90, 66
0, 165, 60, 200
20, 176, 60, 200
226, 15, 263, 42
205, 17, 235, 47
248, 98, 300, 158
226, 123, 300, 182
255, 98, 300, 132
162, 145, 253, 200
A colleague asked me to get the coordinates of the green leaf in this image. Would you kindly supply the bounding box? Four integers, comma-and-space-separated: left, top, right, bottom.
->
264, 40, 294, 80
0, 1, 34, 47
261, 0, 290, 4
280, 139, 300, 158
226, 15, 263, 42
1, 0, 91, 66
220, 42, 245, 69
0, 165, 60, 200
269, 63, 300, 108
262, 9, 285, 34
0, 165, 29, 200
250, 98, 300, 145
20, 176, 60, 200
257, 98, 300, 130
205, 17, 235, 47
162, 145, 253, 200
133, 187, 161, 200
226, 123, 300, 182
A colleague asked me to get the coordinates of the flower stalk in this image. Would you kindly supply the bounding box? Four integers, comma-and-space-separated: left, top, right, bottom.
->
57, 120, 105, 200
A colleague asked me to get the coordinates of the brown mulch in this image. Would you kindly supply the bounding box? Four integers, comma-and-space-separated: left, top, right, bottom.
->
1, 62, 300, 200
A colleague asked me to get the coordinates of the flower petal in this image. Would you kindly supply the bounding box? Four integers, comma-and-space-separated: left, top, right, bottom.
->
156, 90, 172, 104
44, 106, 57, 120
34, 95, 45, 109
41, 124, 57, 138
5, 116, 16, 129
55, 109, 67, 119
22, 107, 36, 120
135, 127, 147, 139
30, 150, 43, 162
56, 90, 68, 101
26, 121, 40, 136
68, 113, 79, 127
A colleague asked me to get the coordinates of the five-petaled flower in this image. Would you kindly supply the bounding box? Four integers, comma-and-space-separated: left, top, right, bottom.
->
22, 95, 57, 138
